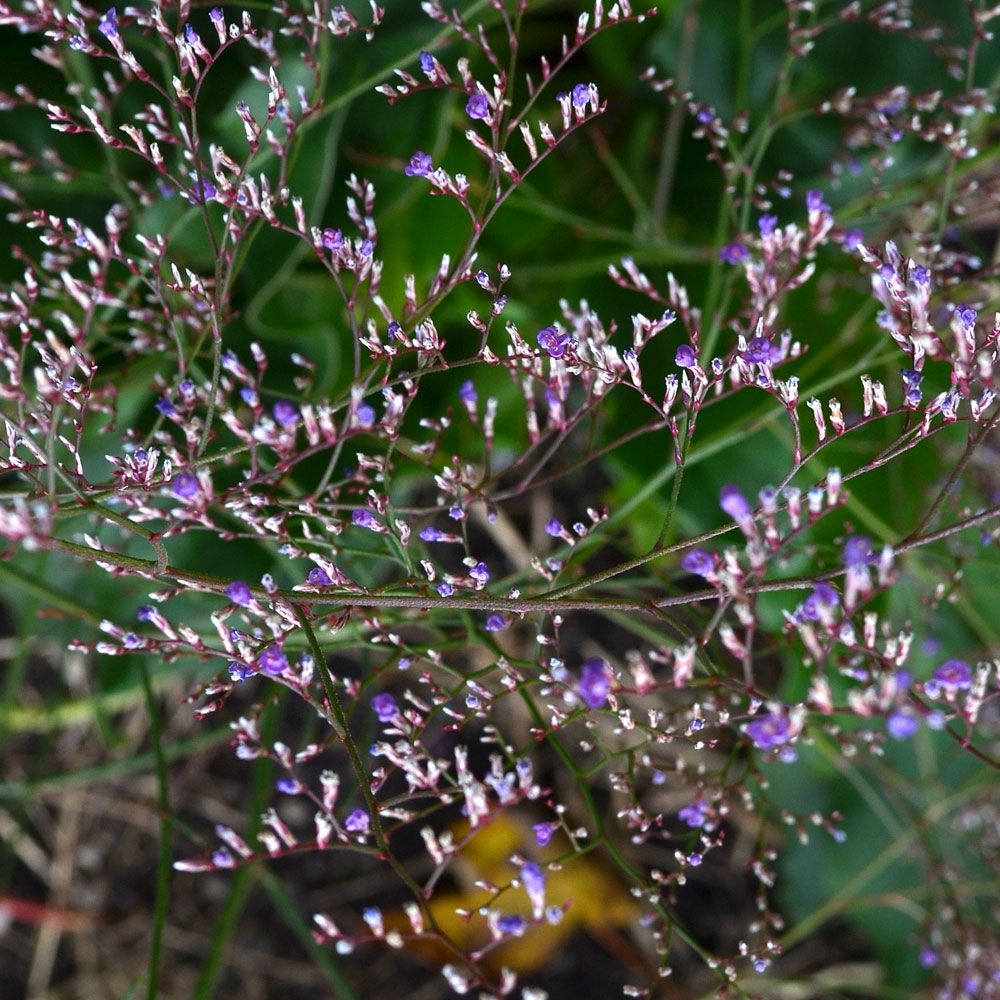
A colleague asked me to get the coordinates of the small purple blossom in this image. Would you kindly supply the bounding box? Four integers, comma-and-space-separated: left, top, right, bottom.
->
578, 657, 612, 709
719, 242, 749, 264
371, 693, 398, 723
887, 710, 919, 740
570, 82, 592, 108
226, 580, 253, 606
419, 50, 435, 74
930, 659, 972, 693
276, 778, 299, 794
800, 582, 840, 621
136, 605, 155, 622
321, 227, 343, 251
911, 265, 930, 286
307, 567, 332, 586
520, 862, 546, 899
537, 325, 571, 359
743, 337, 773, 364
356, 403, 376, 427
955, 304, 978, 329
469, 561, 490, 584
344, 809, 370, 833
98, 7, 118, 38
352, 509, 379, 530
720, 485, 752, 522
209, 7, 224, 22
459, 380, 477, 404
745, 712, 791, 750
806, 190, 829, 213
674, 344, 697, 368
840, 228, 864, 250
155, 396, 176, 416
544, 518, 564, 537
403, 151, 433, 177
842, 535, 874, 570
466, 93, 489, 120
681, 548, 714, 578
187, 179, 217, 205
758, 214, 778, 236
497, 914, 527, 936
533, 822, 557, 846
272, 400, 298, 427
437, 581, 454, 597
678, 800, 710, 829
171, 472, 201, 500
257, 645, 289, 676
484, 614, 508, 632
420, 526, 446, 542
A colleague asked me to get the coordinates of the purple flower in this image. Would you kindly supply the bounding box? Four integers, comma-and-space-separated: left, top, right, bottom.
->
570, 82, 591, 108
418, 50, 435, 74
226, 580, 253, 606
184, 24, 200, 44
674, 344, 697, 368
209, 7, 224, 22
520, 862, 546, 899
537, 325, 571, 359
171, 472, 201, 500
188, 179, 217, 205
681, 548, 714, 578
533, 822, 557, 846
272, 400, 298, 426
806, 190, 829, 213
758, 214, 778, 236
720, 485, 752, 522
403, 151, 433, 177
469, 561, 490, 584
930, 659, 972, 692
719, 242, 748, 264
911, 265, 930, 286
800, 582, 839, 620
371, 692, 398, 723
484, 614, 508, 632
344, 809, 370, 833
497, 914, 527, 936
459, 380, 477, 404
955, 304, 977, 329
276, 777, 299, 794
98, 7, 118, 38
437, 581, 454, 597
842, 535, 874, 570
466, 93, 490, 120
886, 710, 919, 740
419, 526, 445, 542
901, 368, 921, 387
155, 396, 176, 416
578, 657, 612, 709
355, 403, 376, 427
745, 713, 791, 750
307, 567, 332, 586
321, 227, 343, 251
544, 518, 564, 537
678, 800, 710, 829
743, 337, 772, 364
228, 662, 255, 682
136, 605, 155, 622
257, 645, 289, 676
840, 228, 864, 250
352, 509, 379, 530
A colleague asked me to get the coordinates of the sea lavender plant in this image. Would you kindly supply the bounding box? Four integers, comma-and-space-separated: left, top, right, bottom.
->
0, 1, 999, 997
